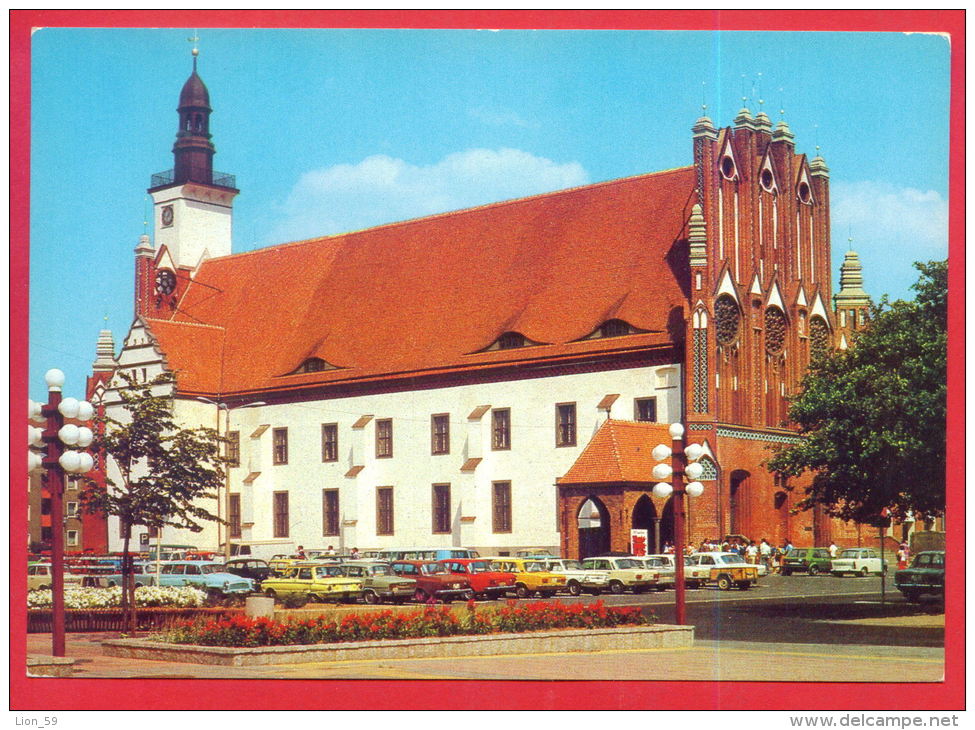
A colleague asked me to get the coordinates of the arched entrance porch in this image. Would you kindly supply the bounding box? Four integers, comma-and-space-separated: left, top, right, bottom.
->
577, 497, 610, 559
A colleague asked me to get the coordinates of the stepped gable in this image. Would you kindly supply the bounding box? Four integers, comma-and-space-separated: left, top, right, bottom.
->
558, 419, 673, 485
152, 166, 697, 395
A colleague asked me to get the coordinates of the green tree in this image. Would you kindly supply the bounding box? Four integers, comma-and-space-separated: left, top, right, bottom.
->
768, 260, 947, 526
81, 371, 225, 630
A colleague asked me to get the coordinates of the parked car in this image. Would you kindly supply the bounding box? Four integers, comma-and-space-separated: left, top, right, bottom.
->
514, 549, 556, 559
486, 557, 567, 598
81, 562, 158, 588
687, 552, 759, 590
28, 563, 82, 591
781, 547, 834, 576
377, 547, 480, 562
268, 554, 305, 575
628, 556, 674, 588
262, 562, 362, 603
536, 558, 611, 596
340, 561, 416, 604
156, 560, 255, 597
578, 556, 660, 594
895, 551, 945, 602
223, 558, 273, 584
389, 560, 473, 602
831, 548, 888, 577
647, 553, 710, 588
438, 558, 517, 599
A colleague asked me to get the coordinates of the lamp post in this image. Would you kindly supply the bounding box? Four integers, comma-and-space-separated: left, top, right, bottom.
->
651, 422, 707, 626
196, 397, 265, 561
29, 369, 96, 657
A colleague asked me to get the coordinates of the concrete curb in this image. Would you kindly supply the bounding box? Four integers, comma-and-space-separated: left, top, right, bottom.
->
102, 624, 694, 666
27, 654, 77, 677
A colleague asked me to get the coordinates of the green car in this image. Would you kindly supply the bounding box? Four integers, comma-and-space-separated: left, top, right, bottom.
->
894, 551, 945, 602
340, 561, 416, 604
782, 547, 833, 576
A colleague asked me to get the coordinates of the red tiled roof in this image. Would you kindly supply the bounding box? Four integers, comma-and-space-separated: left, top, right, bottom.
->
557, 419, 673, 485
150, 166, 696, 396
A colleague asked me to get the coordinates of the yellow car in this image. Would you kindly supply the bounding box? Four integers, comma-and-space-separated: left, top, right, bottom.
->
486, 557, 567, 599
261, 562, 362, 603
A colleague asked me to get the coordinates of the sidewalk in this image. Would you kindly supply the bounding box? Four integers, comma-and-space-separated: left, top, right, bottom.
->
25, 629, 944, 682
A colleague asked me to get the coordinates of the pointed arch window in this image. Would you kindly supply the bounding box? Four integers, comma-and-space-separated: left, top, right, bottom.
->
764, 307, 787, 355
809, 316, 830, 361
714, 295, 741, 346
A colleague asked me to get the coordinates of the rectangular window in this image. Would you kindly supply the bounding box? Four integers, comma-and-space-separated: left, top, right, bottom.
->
432, 483, 451, 534
634, 397, 657, 422
147, 525, 159, 539
229, 494, 242, 538
492, 408, 511, 451
322, 489, 340, 537
66, 502, 78, 518
556, 403, 577, 447
376, 487, 394, 536
431, 414, 450, 455
321, 423, 339, 462
376, 419, 393, 458
40, 498, 51, 516
273, 491, 289, 538
492, 481, 512, 533
226, 431, 240, 468
272, 428, 289, 465
66, 530, 79, 547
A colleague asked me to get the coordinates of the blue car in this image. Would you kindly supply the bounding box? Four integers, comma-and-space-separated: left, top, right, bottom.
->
156, 560, 255, 596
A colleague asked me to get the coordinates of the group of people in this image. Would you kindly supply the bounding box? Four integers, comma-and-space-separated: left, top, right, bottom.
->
294, 545, 361, 560
661, 537, 846, 574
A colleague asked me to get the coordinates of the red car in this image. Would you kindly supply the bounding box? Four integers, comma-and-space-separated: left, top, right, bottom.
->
390, 560, 473, 603
439, 558, 517, 600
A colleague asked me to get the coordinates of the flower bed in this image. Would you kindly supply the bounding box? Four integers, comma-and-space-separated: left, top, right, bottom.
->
28, 585, 207, 610
160, 600, 649, 647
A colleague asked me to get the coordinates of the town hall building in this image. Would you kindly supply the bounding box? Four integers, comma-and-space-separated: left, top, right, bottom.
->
94, 55, 875, 559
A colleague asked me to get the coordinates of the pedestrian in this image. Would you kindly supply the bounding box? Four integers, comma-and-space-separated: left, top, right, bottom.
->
759, 538, 772, 572
829, 541, 839, 559
325, 544, 336, 556
663, 542, 674, 555
350, 546, 360, 559
745, 540, 758, 564
770, 543, 782, 574
296, 545, 306, 559
897, 542, 910, 570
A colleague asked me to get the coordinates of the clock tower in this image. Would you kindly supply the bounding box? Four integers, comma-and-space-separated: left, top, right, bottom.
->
146, 48, 238, 275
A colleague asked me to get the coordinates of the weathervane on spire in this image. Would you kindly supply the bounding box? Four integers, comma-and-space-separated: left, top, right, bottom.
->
741, 73, 749, 108
778, 87, 786, 120
701, 81, 708, 115
756, 72, 764, 111
188, 29, 200, 70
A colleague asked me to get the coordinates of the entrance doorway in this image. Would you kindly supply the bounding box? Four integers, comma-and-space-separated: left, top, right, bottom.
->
631, 494, 659, 554
577, 497, 610, 559
729, 470, 751, 537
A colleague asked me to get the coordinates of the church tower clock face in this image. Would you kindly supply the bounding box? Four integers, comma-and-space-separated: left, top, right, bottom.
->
161, 205, 174, 227
155, 268, 176, 296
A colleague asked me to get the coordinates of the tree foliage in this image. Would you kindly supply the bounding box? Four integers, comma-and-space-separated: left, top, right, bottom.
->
81, 371, 225, 625
768, 260, 947, 526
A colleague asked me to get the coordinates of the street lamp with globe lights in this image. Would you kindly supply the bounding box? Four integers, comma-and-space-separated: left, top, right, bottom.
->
196, 397, 265, 560
28, 369, 97, 657
652, 422, 708, 626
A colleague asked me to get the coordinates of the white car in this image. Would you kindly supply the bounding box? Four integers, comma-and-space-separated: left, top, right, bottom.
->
538, 558, 609, 596
647, 554, 710, 587
687, 552, 760, 590
830, 548, 888, 577
629, 556, 674, 588
27, 563, 82, 591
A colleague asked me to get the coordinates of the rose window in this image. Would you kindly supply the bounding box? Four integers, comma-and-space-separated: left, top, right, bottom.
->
809, 317, 830, 360
765, 308, 787, 354
714, 296, 740, 346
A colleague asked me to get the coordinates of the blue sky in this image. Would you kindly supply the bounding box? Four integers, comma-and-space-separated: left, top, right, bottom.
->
28, 27, 950, 398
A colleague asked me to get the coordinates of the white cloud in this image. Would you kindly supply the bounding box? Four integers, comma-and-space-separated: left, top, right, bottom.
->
830, 180, 947, 254
268, 148, 588, 243
830, 180, 947, 299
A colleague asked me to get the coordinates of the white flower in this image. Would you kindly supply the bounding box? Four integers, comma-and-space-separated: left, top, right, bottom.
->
27, 586, 206, 609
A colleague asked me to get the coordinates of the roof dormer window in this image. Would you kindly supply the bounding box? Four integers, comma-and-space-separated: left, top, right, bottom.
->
497, 332, 526, 349
598, 319, 633, 338
287, 357, 338, 375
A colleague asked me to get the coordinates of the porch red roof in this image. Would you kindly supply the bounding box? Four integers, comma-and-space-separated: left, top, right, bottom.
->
557, 419, 673, 485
